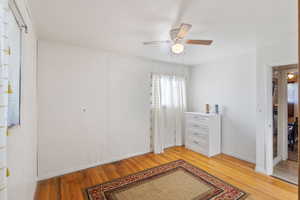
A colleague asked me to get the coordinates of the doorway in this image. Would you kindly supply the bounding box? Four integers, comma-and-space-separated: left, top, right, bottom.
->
272, 65, 298, 184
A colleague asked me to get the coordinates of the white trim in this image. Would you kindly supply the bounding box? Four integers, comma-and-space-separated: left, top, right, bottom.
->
37, 150, 150, 181
277, 70, 289, 161
262, 63, 297, 176
224, 151, 255, 164
255, 165, 267, 174
273, 155, 282, 167
264, 64, 274, 175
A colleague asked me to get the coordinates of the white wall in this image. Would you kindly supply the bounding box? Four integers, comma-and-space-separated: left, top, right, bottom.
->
7, 0, 38, 199
188, 40, 297, 170
37, 40, 188, 179
189, 52, 257, 163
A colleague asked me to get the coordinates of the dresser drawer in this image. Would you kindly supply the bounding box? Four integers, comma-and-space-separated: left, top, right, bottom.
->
186, 122, 209, 134
186, 114, 209, 125
186, 114, 210, 121
186, 128, 209, 139
186, 140, 208, 156
187, 135, 208, 148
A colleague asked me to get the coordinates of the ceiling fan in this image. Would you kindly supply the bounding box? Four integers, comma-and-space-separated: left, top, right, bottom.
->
143, 23, 213, 54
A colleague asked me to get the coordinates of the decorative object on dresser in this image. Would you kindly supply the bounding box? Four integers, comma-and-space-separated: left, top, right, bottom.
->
205, 104, 210, 113
185, 112, 221, 157
215, 104, 219, 114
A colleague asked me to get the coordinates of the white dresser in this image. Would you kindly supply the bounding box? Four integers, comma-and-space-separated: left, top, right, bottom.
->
185, 112, 221, 157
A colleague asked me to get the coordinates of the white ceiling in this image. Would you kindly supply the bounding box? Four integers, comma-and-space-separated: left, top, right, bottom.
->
28, 0, 297, 65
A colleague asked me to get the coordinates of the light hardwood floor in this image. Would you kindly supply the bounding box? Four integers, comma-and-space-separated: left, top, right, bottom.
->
35, 146, 298, 200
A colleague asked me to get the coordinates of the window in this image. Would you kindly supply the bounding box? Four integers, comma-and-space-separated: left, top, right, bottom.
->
288, 83, 298, 104
159, 75, 186, 108
150, 74, 187, 153
7, 7, 22, 127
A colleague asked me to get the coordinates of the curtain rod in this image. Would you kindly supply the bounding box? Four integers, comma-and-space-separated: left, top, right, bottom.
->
150, 72, 187, 76
150, 73, 187, 80
9, 0, 28, 33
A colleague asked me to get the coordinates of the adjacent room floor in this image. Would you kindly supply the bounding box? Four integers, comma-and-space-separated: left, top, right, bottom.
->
273, 160, 298, 185
288, 141, 298, 162
35, 147, 297, 200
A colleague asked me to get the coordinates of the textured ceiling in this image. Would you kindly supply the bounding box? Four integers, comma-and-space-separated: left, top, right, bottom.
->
28, 0, 297, 65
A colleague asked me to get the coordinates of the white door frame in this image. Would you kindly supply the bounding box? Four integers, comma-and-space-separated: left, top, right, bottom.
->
265, 64, 296, 175
265, 64, 275, 175
277, 70, 288, 162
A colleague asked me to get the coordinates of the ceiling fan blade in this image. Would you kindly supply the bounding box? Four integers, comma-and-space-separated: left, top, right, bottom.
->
143, 40, 171, 45
176, 23, 192, 39
186, 40, 213, 45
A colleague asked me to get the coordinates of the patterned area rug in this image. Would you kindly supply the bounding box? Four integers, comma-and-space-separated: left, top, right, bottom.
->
86, 160, 248, 200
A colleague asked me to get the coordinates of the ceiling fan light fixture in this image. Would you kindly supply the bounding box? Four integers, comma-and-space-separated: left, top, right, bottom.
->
288, 73, 295, 79
171, 43, 184, 54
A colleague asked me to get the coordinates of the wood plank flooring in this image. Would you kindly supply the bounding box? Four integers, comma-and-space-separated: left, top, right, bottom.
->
35, 147, 298, 200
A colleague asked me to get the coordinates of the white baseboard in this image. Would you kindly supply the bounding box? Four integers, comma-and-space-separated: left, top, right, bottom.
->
223, 152, 268, 175
273, 156, 282, 167
37, 150, 150, 181
255, 165, 267, 174
223, 151, 255, 164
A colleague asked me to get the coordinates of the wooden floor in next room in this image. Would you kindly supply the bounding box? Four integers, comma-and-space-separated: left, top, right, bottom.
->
35, 146, 298, 200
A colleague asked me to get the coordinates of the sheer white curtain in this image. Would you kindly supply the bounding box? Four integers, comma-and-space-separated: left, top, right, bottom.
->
151, 74, 186, 154
0, 0, 9, 199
